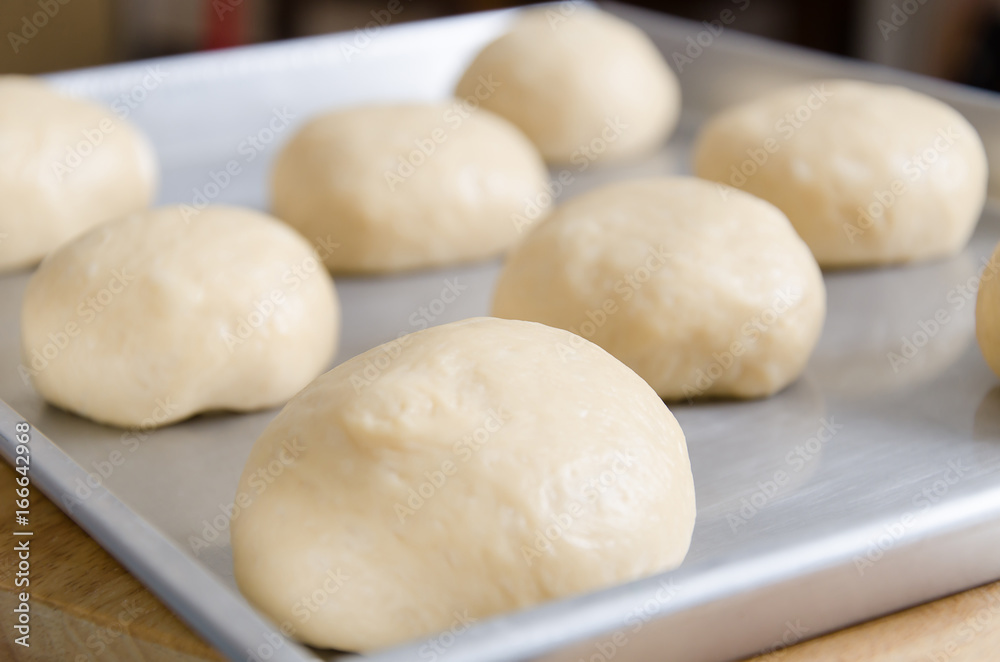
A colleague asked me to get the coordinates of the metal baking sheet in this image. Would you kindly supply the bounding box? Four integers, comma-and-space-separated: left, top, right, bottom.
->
3, 3, 1000, 661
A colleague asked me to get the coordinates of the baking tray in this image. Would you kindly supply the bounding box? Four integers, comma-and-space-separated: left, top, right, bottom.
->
3, 3, 1000, 661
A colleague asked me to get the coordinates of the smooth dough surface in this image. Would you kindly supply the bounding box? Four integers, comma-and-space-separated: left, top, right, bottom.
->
492, 177, 826, 400
977, 242, 1000, 378
231, 317, 695, 651
271, 103, 549, 273
694, 79, 988, 267
21, 205, 339, 428
454, 8, 680, 164
0, 75, 157, 272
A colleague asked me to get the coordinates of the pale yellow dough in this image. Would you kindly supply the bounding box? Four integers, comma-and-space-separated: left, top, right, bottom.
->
21, 205, 339, 429
976, 242, 1000, 378
231, 317, 695, 651
271, 103, 550, 273
0, 75, 157, 272
492, 177, 826, 400
694, 79, 988, 267
454, 8, 680, 164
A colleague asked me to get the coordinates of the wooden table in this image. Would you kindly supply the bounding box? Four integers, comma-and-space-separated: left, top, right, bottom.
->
1, 460, 998, 661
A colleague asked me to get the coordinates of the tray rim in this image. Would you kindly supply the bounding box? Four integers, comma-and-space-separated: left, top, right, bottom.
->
4, 3, 1000, 661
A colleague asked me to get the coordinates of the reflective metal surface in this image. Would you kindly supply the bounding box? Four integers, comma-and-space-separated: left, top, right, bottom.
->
2, 4, 1000, 661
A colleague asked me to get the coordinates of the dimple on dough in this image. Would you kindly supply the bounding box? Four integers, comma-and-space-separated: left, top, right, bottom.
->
492, 177, 826, 400
271, 103, 550, 273
231, 317, 695, 651
454, 8, 680, 164
693, 79, 988, 267
20, 205, 339, 429
0, 75, 158, 272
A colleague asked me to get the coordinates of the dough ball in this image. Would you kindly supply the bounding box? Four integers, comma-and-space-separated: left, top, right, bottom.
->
0, 75, 157, 272
21, 205, 339, 428
271, 103, 550, 273
492, 177, 826, 400
693, 79, 988, 267
977, 243, 1000, 378
454, 8, 680, 164
231, 317, 695, 651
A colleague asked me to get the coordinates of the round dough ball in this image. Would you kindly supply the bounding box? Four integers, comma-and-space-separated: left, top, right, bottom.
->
0, 75, 157, 272
492, 177, 826, 400
976, 243, 1000, 378
454, 8, 680, 164
231, 317, 695, 651
21, 205, 339, 428
693, 79, 988, 268
271, 103, 550, 273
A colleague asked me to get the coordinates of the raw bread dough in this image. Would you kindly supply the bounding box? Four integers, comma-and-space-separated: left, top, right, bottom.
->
231, 317, 695, 651
977, 243, 1000, 378
21, 205, 339, 429
492, 177, 826, 400
0, 75, 157, 272
454, 8, 680, 164
693, 79, 988, 267
271, 103, 550, 273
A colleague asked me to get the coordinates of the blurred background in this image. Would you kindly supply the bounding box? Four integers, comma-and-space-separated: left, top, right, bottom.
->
1, 0, 999, 90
